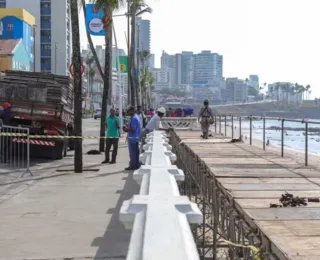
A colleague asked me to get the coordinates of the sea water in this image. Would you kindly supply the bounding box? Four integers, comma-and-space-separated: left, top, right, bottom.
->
232, 119, 320, 155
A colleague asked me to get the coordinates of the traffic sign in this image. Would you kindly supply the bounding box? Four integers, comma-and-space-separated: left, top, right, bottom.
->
69, 64, 85, 77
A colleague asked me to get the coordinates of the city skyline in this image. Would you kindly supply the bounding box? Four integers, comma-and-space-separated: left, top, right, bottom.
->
79, 0, 320, 97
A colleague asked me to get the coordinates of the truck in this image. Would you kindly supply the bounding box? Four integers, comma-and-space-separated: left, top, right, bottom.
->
0, 70, 74, 160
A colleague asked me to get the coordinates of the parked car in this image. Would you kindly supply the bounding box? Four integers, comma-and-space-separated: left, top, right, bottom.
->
94, 108, 102, 119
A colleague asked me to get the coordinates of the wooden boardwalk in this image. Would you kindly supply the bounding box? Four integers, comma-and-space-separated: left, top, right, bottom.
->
173, 131, 320, 260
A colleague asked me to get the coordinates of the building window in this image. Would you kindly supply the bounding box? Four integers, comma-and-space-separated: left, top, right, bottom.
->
7, 24, 13, 31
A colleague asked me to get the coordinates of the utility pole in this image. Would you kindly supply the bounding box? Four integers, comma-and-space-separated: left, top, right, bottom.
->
33, 25, 37, 72
54, 42, 58, 74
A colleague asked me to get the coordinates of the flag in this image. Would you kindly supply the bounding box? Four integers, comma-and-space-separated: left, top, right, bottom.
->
86, 4, 105, 36
116, 56, 128, 73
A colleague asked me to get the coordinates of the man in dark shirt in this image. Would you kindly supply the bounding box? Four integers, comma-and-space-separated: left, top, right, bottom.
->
0, 102, 13, 126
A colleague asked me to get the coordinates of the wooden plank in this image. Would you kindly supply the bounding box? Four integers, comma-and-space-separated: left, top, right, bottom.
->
222, 183, 320, 191
235, 199, 320, 209
230, 190, 320, 199
217, 178, 309, 184
244, 208, 320, 220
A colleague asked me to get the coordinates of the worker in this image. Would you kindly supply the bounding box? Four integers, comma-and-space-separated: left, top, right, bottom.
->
140, 107, 172, 152
123, 106, 141, 170
102, 108, 120, 164
198, 99, 214, 139
0, 102, 13, 163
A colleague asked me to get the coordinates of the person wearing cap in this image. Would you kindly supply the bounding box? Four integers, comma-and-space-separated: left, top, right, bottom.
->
123, 106, 141, 170
0, 102, 13, 126
198, 99, 214, 139
140, 107, 172, 152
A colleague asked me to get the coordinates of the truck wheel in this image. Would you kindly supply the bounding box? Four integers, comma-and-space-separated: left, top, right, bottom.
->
63, 130, 69, 157
51, 140, 64, 160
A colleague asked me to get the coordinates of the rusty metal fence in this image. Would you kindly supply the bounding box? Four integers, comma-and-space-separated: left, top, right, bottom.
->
0, 122, 32, 177
170, 130, 277, 260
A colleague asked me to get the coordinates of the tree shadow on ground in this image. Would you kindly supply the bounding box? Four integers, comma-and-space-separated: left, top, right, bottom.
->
91, 170, 140, 259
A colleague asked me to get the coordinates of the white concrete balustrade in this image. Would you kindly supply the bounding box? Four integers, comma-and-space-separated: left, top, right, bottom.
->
120, 130, 202, 260
162, 117, 199, 129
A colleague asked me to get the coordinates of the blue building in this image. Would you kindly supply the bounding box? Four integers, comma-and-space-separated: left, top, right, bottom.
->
0, 8, 35, 71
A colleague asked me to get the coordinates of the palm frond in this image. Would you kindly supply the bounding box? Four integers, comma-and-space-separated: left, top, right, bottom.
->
136, 6, 152, 16
89, 0, 125, 10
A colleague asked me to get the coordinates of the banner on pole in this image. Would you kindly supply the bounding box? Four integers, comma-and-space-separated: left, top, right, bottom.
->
116, 56, 128, 73
85, 4, 105, 36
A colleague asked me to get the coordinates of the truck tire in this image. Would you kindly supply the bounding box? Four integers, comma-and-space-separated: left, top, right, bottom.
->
52, 140, 64, 160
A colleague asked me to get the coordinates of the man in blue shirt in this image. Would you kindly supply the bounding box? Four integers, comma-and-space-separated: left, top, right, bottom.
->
123, 106, 141, 170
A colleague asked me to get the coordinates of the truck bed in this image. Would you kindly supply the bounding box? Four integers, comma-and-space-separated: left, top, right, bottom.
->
0, 71, 74, 122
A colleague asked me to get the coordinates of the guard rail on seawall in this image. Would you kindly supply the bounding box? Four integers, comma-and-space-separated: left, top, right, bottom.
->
161, 117, 199, 129
120, 130, 202, 260
214, 114, 320, 166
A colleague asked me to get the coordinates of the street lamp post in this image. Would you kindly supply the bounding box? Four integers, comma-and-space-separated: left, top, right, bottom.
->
33, 25, 37, 72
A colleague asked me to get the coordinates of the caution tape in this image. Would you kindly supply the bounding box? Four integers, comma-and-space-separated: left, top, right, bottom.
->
223, 240, 263, 260
0, 133, 128, 139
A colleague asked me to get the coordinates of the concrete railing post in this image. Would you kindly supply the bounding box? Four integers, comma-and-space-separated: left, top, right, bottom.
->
120, 130, 202, 260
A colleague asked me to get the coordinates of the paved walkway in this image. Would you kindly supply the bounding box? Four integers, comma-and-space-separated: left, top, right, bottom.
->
0, 142, 138, 260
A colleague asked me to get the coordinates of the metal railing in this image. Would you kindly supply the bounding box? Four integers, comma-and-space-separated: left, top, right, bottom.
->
120, 130, 202, 260
213, 115, 320, 166
0, 121, 32, 177
161, 117, 199, 129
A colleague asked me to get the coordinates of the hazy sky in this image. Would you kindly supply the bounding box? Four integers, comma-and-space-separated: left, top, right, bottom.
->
79, 0, 320, 97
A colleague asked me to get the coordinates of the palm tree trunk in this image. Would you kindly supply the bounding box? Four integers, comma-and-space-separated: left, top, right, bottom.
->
70, 0, 83, 173
81, 0, 104, 80
129, 4, 137, 106
99, 4, 113, 152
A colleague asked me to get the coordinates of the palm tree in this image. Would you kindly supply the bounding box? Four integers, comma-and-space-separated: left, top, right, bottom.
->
91, 0, 124, 151
139, 49, 151, 107
70, 0, 83, 173
129, 0, 152, 106
305, 85, 311, 99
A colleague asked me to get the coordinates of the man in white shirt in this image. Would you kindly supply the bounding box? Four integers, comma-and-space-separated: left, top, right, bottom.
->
136, 105, 146, 129
140, 107, 171, 152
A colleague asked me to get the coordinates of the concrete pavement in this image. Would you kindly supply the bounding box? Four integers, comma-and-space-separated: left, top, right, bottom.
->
0, 119, 138, 260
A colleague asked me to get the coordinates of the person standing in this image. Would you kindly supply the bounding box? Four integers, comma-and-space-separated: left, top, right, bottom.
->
0, 102, 14, 163
102, 108, 120, 164
140, 107, 172, 151
198, 99, 214, 139
136, 105, 146, 129
123, 106, 141, 170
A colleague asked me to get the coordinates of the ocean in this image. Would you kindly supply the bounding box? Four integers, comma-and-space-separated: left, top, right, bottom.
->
231, 119, 320, 155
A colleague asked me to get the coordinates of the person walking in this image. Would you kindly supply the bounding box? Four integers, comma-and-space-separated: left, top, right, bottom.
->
123, 106, 141, 170
102, 108, 120, 164
198, 99, 214, 139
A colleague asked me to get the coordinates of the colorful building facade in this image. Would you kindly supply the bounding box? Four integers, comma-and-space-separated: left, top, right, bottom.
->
0, 39, 31, 71
0, 8, 35, 70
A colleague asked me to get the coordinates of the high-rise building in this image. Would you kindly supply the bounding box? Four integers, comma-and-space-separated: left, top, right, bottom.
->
249, 75, 259, 90
224, 78, 248, 102
193, 51, 223, 85
5, 0, 72, 75
0, 8, 35, 70
136, 17, 150, 52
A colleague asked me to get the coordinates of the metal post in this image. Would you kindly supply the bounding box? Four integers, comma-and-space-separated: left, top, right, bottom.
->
224, 116, 227, 136
214, 116, 217, 133
239, 117, 242, 140
231, 115, 234, 139
305, 122, 308, 166
219, 116, 221, 134
127, 0, 131, 103
33, 25, 36, 72
281, 119, 284, 157
249, 116, 252, 145
263, 117, 266, 150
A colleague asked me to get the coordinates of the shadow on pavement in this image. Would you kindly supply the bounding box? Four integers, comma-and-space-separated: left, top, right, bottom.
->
92, 170, 140, 259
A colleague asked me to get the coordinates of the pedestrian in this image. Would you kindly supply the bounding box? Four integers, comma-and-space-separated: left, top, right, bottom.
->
0, 102, 14, 163
102, 108, 120, 164
198, 99, 214, 139
149, 108, 155, 118
123, 106, 141, 170
136, 105, 146, 129
140, 107, 172, 152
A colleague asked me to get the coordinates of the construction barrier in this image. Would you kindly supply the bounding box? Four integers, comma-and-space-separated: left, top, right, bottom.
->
120, 130, 202, 260
0, 123, 32, 177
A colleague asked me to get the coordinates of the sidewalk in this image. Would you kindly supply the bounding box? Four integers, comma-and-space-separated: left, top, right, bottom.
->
0, 141, 139, 260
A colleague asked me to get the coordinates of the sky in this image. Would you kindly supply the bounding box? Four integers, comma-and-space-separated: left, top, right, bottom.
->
79, 0, 320, 97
